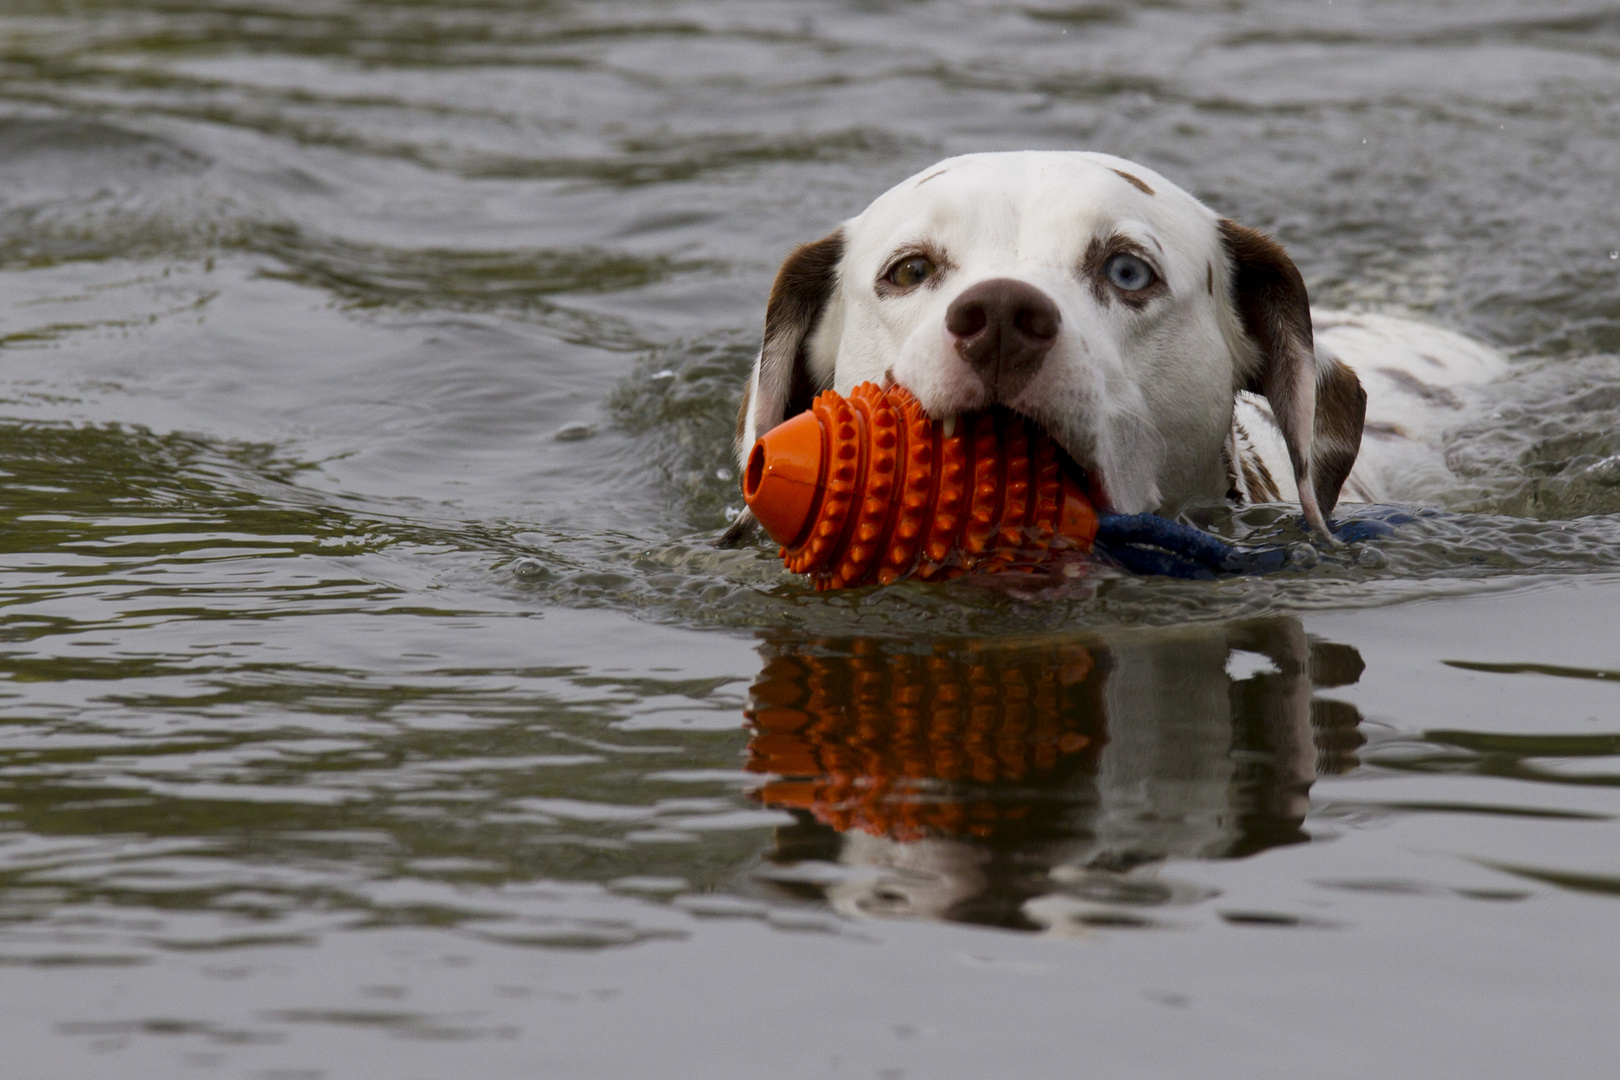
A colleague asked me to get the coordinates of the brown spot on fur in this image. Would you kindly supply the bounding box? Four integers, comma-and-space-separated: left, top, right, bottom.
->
1313, 313, 1365, 331
1419, 352, 1447, 369
1207, 263, 1214, 296
1243, 452, 1282, 504
1110, 168, 1155, 195
1226, 417, 1281, 503
1363, 421, 1412, 440
915, 167, 948, 188
1378, 367, 1462, 409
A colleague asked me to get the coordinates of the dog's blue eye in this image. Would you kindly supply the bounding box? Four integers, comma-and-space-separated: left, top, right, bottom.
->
1105, 253, 1155, 292
886, 255, 935, 289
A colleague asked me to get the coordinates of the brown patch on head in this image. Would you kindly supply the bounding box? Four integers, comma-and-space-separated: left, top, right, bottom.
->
1219, 218, 1331, 535
1207, 263, 1214, 296
754, 229, 844, 440
1110, 168, 1155, 195
1082, 234, 1168, 310
1378, 367, 1462, 409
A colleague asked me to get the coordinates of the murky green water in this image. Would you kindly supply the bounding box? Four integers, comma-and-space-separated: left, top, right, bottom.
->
3, 2, 1620, 1076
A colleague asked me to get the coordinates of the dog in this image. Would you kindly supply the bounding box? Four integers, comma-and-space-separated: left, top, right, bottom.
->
724, 151, 1504, 547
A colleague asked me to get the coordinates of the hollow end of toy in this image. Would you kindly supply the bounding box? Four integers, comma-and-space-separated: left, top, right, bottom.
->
742, 408, 827, 548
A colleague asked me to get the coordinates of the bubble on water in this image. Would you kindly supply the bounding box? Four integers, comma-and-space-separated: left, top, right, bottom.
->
509, 556, 552, 581
1354, 546, 1388, 569
1286, 542, 1320, 569
554, 421, 596, 441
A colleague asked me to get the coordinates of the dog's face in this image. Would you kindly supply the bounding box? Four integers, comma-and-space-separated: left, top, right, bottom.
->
736, 151, 1363, 535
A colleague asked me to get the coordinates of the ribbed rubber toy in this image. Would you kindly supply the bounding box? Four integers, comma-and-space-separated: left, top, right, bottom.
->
741, 383, 1099, 589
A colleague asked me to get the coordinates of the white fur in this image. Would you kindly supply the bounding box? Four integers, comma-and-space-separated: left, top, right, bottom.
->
1317, 312, 1505, 504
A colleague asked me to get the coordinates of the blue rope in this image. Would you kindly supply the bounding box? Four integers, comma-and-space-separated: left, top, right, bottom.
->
1092, 508, 1418, 579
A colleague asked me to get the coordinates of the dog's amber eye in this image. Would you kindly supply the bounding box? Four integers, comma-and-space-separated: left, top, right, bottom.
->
1104, 252, 1155, 292
886, 255, 935, 289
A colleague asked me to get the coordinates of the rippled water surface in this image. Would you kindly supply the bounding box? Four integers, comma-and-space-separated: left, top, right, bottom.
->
3, 2, 1620, 1076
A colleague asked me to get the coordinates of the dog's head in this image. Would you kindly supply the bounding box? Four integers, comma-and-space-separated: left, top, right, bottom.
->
734, 151, 1362, 539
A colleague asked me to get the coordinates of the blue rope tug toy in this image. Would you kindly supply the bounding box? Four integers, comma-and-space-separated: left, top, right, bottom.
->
1092, 509, 1418, 580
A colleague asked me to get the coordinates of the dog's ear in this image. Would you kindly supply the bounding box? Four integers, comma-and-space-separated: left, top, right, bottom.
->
1309, 349, 1366, 520
1219, 219, 1362, 535
745, 228, 845, 441
718, 228, 844, 548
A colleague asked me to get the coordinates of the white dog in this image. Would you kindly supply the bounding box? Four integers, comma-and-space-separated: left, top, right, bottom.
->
726, 151, 1503, 546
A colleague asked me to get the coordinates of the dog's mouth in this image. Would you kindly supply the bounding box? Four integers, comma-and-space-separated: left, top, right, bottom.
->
950, 402, 1112, 514
877, 370, 1109, 512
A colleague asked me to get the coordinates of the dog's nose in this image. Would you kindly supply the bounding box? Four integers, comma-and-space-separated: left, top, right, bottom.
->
944, 278, 1060, 398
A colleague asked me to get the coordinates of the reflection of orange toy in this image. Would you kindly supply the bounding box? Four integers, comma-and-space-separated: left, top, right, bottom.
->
745, 639, 1104, 841
742, 383, 1100, 590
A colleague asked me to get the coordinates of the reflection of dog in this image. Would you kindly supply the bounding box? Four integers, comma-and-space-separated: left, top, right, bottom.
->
745, 622, 1364, 929
728, 152, 1504, 545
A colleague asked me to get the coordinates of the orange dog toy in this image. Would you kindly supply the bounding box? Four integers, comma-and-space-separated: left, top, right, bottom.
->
741, 383, 1099, 589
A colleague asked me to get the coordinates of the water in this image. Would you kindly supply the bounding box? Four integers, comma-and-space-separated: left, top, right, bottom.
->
2, 1, 1619, 1076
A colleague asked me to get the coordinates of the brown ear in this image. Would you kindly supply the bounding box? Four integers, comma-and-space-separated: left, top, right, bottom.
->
743, 228, 845, 445
1309, 352, 1366, 519
1219, 219, 1342, 536
718, 229, 844, 548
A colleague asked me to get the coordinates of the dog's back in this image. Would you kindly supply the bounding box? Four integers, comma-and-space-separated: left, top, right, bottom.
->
1234, 311, 1506, 509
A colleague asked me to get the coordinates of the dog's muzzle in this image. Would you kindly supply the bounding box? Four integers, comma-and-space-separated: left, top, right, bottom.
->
945, 277, 1060, 401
